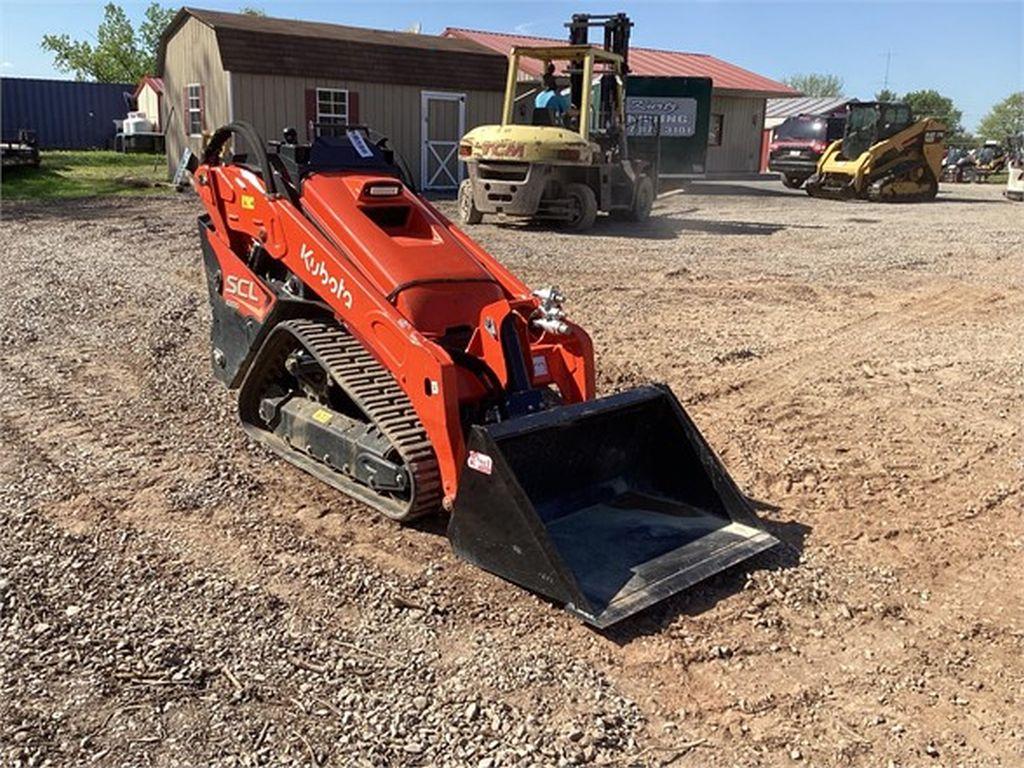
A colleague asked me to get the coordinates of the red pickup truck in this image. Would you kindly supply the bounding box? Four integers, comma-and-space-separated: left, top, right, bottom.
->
769, 114, 846, 189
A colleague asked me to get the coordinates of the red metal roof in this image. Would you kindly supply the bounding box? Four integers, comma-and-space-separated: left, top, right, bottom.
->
133, 76, 164, 98
443, 27, 798, 98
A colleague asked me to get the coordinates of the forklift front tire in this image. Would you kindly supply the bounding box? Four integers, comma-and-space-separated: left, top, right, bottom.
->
563, 183, 598, 231
458, 179, 484, 225
629, 176, 655, 222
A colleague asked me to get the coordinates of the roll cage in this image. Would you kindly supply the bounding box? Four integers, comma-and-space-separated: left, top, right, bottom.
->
501, 45, 627, 145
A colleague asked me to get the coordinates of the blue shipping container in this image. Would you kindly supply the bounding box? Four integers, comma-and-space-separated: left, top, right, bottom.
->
1, 77, 133, 149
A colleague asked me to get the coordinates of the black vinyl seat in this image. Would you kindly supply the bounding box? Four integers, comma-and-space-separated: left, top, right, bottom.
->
532, 108, 555, 127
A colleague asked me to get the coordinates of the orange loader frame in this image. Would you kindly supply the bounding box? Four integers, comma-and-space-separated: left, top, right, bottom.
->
183, 123, 777, 628
193, 123, 594, 508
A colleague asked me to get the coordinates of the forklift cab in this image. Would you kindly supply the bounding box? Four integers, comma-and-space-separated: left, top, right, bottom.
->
505, 45, 628, 155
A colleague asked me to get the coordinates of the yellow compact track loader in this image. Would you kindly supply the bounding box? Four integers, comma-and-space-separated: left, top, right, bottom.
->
972, 140, 1007, 181
457, 13, 655, 230
806, 102, 945, 202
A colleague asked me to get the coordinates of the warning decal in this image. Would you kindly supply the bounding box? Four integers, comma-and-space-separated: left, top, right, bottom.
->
467, 451, 493, 475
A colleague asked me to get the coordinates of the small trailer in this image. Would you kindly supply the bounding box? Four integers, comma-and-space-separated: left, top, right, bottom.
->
1, 129, 41, 169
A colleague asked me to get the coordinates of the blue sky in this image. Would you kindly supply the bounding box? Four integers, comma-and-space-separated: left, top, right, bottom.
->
2, 1, 1021, 130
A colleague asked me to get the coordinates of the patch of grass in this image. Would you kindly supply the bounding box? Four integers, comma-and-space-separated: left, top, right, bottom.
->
2, 150, 171, 201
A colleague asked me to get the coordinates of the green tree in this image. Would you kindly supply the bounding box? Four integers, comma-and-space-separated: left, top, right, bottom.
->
951, 132, 979, 150
782, 73, 844, 97
901, 89, 964, 137
977, 92, 1024, 141
41, 3, 176, 83
875, 88, 898, 102
238, 6, 266, 15
139, 3, 176, 55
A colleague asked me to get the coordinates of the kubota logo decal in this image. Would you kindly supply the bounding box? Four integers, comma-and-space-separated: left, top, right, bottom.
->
479, 142, 525, 159
300, 243, 354, 309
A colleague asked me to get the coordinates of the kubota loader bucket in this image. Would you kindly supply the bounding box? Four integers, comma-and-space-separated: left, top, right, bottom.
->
448, 385, 778, 627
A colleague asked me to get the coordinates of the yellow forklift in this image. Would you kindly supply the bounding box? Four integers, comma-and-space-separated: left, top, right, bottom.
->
457, 13, 655, 230
806, 102, 945, 202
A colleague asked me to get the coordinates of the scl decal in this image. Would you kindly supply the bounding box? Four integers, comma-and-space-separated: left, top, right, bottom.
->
225, 275, 260, 302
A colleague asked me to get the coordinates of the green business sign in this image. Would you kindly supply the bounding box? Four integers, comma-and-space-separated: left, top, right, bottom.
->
626, 76, 713, 177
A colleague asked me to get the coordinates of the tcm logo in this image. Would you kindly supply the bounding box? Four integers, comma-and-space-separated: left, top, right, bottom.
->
479, 142, 525, 159
225, 275, 260, 302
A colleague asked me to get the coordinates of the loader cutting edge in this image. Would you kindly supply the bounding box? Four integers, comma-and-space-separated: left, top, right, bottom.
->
185, 121, 779, 627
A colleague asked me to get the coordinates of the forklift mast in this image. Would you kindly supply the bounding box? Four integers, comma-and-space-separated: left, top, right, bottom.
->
565, 13, 633, 130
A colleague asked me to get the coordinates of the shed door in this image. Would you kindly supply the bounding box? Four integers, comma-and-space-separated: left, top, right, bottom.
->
421, 91, 466, 191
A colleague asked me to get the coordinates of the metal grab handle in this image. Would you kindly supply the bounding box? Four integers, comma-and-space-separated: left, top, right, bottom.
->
203, 121, 279, 198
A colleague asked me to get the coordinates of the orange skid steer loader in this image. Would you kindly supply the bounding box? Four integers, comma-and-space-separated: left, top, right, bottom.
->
179, 122, 777, 627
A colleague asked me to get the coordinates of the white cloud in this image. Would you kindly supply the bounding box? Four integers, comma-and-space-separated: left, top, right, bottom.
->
0, 62, 13, 68
513, 22, 537, 35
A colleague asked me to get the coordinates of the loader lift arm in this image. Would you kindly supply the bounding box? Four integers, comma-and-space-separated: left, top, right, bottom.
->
196, 122, 467, 504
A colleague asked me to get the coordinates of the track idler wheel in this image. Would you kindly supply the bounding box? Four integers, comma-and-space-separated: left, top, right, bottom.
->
237, 319, 442, 522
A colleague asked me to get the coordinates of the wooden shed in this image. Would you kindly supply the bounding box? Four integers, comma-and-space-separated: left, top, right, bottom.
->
133, 76, 164, 131
156, 8, 507, 189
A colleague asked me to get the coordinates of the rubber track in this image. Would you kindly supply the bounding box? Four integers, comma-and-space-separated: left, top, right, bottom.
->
244, 318, 442, 521
807, 162, 936, 203
867, 160, 937, 203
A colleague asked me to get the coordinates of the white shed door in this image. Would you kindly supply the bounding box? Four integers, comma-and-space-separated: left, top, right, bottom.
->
421, 91, 466, 191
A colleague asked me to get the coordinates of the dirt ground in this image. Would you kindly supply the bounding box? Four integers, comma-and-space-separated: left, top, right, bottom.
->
1, 180, 1021, 768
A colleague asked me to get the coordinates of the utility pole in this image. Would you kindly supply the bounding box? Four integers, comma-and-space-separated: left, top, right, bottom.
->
883, 49, 892, 91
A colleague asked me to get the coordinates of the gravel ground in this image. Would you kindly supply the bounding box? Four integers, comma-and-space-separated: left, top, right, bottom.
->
1, 180, 1022, 767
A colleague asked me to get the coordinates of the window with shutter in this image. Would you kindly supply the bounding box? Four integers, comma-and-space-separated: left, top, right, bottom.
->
187, 83, 203, 136
315, 88, 348, 136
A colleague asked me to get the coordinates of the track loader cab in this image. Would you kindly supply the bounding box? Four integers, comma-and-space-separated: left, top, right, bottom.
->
839, 102, 914, 160
458, 13, 656, 230
942, 146, 975, 183
806, 102, 945, 202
